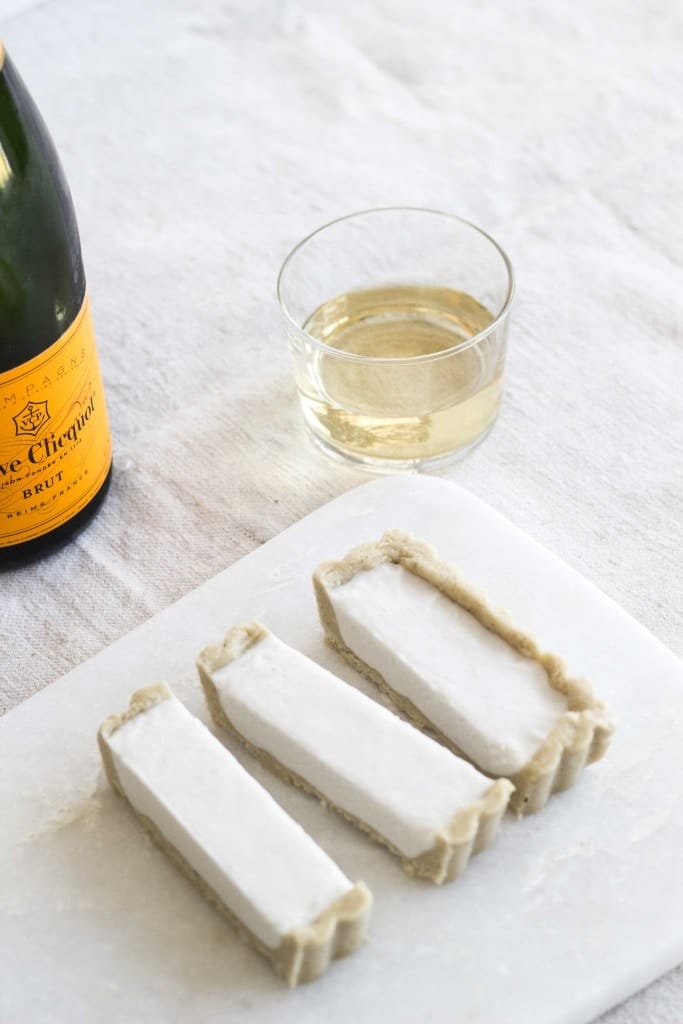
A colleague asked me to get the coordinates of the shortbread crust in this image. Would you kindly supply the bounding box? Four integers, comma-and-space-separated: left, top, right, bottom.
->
314, 530, 613, 815
98, 684, 371, 986
198, 625, 513, 883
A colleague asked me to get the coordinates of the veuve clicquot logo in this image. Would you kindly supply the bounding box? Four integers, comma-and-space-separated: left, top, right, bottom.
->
0, 298, 112, 546
5, 393, 96, 485
0, 44, 112, 558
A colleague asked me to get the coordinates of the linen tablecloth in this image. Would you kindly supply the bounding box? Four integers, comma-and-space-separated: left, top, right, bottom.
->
1, 0, 681, 1019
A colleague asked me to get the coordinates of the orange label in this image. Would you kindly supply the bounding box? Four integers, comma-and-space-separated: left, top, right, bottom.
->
0, 296, 112, 546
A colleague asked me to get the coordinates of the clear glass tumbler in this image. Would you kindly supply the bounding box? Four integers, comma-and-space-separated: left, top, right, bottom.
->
277, 207, 514, 471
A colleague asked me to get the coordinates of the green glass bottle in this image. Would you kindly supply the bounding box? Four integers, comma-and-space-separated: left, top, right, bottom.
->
0, 44, 112, 564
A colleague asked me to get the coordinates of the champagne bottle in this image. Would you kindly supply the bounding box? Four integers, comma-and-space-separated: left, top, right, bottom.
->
0, 44, 112, 563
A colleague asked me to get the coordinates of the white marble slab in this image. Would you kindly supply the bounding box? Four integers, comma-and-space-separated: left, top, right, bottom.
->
1, 476, 682, 1023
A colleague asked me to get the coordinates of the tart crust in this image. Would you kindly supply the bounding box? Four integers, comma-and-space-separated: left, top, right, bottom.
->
313, 529, 614, 816
198, 624, 513, 884
98, 683, 371, 987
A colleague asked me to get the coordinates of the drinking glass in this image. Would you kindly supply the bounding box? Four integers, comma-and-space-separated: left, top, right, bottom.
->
277, 207, 514, 471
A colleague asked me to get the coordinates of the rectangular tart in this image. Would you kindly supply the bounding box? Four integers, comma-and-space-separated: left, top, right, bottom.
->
313, 530, 614, 815
197, 625, 513, 884
98, 683, 371, 986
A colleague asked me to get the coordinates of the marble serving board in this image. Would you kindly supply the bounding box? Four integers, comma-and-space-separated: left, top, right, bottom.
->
2, 475, 682, 1024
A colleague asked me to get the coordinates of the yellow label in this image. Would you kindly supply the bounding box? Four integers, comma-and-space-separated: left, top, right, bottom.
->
0, 296, 112, 547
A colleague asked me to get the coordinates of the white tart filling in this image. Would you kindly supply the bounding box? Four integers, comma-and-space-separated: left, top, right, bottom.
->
105, 695, 353, 949
208, 631, 493, 859
328, 562, 568, 777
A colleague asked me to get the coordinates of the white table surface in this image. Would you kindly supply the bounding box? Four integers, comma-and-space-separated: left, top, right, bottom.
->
1, 0, 681, 1020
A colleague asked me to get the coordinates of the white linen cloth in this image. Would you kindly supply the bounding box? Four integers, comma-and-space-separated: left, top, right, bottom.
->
1, 0, 681, 1018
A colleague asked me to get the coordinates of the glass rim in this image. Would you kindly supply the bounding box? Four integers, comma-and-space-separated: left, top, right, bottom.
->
276, 206, 515, 366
